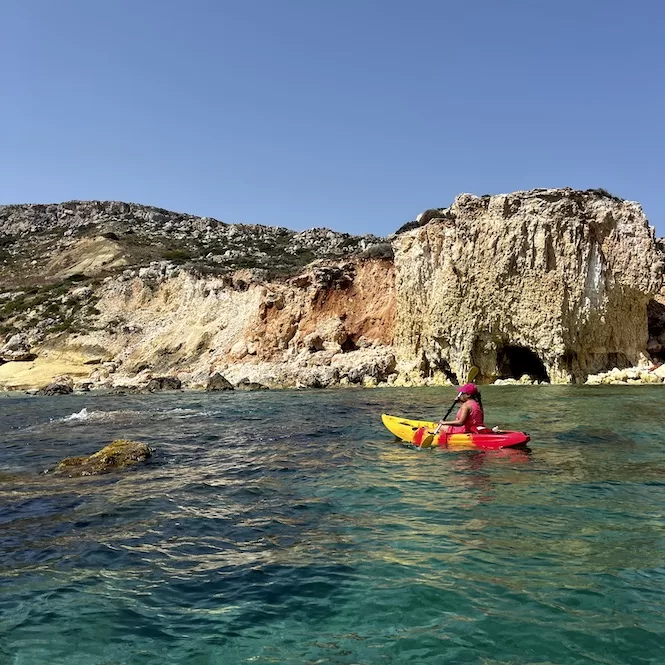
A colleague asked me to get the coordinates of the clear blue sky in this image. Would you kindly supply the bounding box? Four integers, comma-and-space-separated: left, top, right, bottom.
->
2, 0, 664, 236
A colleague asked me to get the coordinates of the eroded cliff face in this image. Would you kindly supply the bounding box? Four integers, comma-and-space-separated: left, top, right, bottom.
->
23, 258, 396, 390
393, 189, 663, 384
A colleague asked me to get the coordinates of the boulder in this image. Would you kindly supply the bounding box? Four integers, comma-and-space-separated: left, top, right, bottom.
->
304, 332, 324, 352
334, 349, 396, 384
651, 364, 665, 380
294, 366, 339, 388
146, 376, 181, 392
235, 378, 269, 391
52, 374, 74, 388
109, 385, 143, 395
206, 372, 235, 391
0, 333, 35, 362
53, 439, 152, 476
38, 382, 73, 396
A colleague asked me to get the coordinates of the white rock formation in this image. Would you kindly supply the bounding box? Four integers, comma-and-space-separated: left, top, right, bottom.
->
393, 189, 663, 384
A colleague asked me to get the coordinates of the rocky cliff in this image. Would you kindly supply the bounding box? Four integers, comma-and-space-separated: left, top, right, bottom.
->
0, 191, 662, 390
393, 188, 663, 384
0, 201, 396, 390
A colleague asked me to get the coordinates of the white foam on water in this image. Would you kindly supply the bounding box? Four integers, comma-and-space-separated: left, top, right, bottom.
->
63, 407, 89, 422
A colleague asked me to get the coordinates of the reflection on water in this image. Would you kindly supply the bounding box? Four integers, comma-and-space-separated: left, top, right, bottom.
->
1, 386, 665, 664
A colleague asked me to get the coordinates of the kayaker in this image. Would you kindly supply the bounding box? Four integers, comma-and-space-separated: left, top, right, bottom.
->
437, 383, 485, 433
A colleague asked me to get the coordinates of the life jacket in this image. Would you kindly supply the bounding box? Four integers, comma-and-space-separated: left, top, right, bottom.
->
448, 399, 484, 434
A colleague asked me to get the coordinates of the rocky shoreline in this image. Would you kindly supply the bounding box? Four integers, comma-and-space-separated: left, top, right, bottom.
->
1, 189, 663, 392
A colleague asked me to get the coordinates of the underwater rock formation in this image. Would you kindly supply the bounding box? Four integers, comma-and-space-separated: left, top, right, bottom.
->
54, 439, 152, 476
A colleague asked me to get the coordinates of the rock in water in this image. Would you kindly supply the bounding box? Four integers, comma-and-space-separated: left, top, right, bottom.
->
235, 378, 269, 391
54, 439, 152, 476
146, 376, 181, 392
393, 189, 663, 384
205, 372, 235, 391
38, 382, 73, 395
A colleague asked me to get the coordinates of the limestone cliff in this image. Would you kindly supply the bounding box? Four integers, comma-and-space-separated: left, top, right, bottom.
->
0, 200, 396, 389
393, 189, 663, 384
48, 258, 395, 389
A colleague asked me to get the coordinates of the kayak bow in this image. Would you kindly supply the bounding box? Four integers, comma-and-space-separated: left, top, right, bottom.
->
381, 414, 530, 450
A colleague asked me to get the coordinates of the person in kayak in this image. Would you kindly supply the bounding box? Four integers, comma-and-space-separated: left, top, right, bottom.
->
437, 383, 486, 433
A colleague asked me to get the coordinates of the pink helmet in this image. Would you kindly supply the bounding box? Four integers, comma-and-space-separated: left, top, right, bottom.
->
457, 382, 478, 397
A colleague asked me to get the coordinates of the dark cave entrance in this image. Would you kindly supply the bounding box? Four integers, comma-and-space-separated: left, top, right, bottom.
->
647, 298, 665, 362
497, 345, 550, 383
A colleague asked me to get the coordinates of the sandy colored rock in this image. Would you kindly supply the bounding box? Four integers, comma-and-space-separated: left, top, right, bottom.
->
393, 189, 663, 384
0, 353, 92, 390
0, 192, 662, 390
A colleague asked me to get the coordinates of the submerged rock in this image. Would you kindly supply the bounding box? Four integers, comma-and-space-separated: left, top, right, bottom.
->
54, 439, 152, 476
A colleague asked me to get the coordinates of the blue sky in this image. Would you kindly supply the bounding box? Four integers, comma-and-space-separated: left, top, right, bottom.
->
2, 0, 663, 236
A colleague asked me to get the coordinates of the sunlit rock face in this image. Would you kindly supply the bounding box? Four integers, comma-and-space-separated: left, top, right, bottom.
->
393, 189, 663, 384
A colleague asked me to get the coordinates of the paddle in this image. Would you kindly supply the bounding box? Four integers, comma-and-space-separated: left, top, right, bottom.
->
413, 366, 480, 448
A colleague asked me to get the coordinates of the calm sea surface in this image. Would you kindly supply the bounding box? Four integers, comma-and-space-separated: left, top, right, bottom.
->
1, 386, 664, 665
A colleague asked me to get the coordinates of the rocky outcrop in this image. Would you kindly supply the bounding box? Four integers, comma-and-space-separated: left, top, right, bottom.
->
205, 373, 234, 391
146, 376, 182, 392
25, 256, 395, 390
393, 189, 663, 384
585, 363, 664, 385
53, 439, 152, 476
0, 334, 35, 362
0, 200, 386, 287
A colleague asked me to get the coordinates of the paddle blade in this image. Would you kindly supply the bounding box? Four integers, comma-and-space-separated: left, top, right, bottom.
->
467, 366, 479, 383
413, 426, 427, 446
413, 427, 435, 448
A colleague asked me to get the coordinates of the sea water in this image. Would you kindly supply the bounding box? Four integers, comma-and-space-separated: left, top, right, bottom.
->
1, 386, 664, 665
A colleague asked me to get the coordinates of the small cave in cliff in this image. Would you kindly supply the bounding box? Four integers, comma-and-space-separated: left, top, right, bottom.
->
647, 298, 665, 362
497, 345, 550, 383
341, 336, 358, 352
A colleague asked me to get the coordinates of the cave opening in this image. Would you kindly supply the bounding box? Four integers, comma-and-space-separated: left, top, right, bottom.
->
648, 298, 665, 362
497, 345, 550, 383
341, 336, 358, 352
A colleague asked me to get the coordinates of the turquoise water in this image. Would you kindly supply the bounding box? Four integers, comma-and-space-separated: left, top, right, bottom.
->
1, 386, 665, 665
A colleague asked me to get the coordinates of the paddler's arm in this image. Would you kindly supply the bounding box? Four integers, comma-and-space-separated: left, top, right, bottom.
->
438, 403, 471, 427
